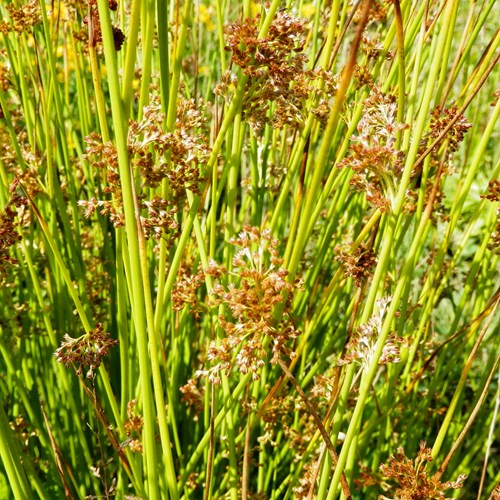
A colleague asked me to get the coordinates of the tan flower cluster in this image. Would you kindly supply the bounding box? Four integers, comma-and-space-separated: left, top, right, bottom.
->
0, 1, 41, 34
124, 400, 143, 453
0, 61, 10, 92
336, 242, 378, 287
171, 264, 205, 316
0, 182, 28, 286
482, 179, 500, 254
429, 103, 472, 155
80, 98, 211, 244
79, 133, 124, 227
338, 89, 406, 212
53, 323, 119, 379
216, 10, 322, 132
127, 98, 211, 196
379, 442, 467, 499
197, 226, 301, 383
339, 297, 404, 370
179, 377, 204, 421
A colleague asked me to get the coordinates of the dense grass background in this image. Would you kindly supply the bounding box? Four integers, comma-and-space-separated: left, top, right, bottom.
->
0, 0, 499, 498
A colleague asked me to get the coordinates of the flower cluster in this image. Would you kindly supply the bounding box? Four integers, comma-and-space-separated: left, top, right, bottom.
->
0, 182, 28, 286
339, 297, 404, 370
127, 98, 211, 196
0, 61, 9, 93
336, 242, 378, 287
54, 323, 119, 379
179, 377, 204, 421
338, 89, 406, 212
171, 264, 205, 317
124, 400, 143, 453
361, 34, 393, 61
197, 226, 301, 383
481, 179, 500, 254
80, 133, 124, 227
429, 103, 472, 155
79, 98, 211, 244
217, 11, 314, 131
0, 0, 41, 34
406, 103, 472, 218
379, 442, 467, 499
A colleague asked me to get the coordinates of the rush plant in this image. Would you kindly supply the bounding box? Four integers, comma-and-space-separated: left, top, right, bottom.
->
0, 0, 498, 498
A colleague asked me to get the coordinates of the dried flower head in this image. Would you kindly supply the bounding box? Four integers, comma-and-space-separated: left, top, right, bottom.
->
429, 103, 472, 155
379, 442, 467, 499
197, 226, 301, 383
339, 297, 404, 369
172, 265, 205, 316
80, 98, 210, 244
80, 133, 124, 227
0, 62, 10, 92
127, 97, 211, 197
54, 323, 119, 379
361, 34, 393, 61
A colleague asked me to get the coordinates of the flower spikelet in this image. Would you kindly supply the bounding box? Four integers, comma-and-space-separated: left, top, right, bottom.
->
379, 442, 467, 499
336, 242, 378, 287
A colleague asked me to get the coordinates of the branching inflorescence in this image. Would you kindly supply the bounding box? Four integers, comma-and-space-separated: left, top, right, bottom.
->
198, 226, 302, 383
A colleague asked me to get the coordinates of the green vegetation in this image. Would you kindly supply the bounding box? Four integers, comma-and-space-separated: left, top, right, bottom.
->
0, 0, 499, 498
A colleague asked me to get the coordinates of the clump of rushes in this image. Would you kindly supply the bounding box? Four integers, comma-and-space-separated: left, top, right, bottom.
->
378, 442, 467, 499
199, 226, 301, 383
54, 323, 119, 379
1, 0, 499, 498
